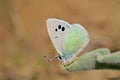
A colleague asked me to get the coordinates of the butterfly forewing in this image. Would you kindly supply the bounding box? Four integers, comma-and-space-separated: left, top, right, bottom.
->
46, 18, 71, 56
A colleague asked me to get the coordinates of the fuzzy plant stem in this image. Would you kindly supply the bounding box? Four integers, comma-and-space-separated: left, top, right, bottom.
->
63, 48, 120, 72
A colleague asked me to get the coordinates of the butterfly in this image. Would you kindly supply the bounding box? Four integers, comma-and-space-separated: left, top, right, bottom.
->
46, 18, 120, 72
46, 18, 89, 63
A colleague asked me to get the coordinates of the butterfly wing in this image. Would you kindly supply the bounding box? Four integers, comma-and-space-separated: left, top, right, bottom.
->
46, 18, 71, 56
63, 24, 89, 61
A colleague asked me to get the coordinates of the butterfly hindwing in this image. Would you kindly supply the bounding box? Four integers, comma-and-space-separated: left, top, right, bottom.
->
63, 24, 89, 61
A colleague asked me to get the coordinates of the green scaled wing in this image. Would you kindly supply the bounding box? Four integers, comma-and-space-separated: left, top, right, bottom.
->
62, 24, 89, 61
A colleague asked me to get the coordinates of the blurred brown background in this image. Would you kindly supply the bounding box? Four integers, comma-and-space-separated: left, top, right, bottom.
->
0, 0, 120, 80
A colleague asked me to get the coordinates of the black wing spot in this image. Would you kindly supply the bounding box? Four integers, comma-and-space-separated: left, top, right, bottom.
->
55, 28, 58, 32
62, 27, 65, 31
58, 25, 61, 29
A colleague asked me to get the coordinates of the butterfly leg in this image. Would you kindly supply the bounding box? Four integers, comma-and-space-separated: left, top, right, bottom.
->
64, 56, 78, 67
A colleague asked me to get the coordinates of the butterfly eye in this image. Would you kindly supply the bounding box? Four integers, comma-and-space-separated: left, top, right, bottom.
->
58, 25, 61, 29
57, 55, 63, 61
62, 27, 65, 31
55, 28, 58, 32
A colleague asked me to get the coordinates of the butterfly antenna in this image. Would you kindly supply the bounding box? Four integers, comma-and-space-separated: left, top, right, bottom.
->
44, 55, 58, 63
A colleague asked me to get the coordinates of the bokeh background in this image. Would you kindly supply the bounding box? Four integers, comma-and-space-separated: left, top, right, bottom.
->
0, 0, 120, 80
